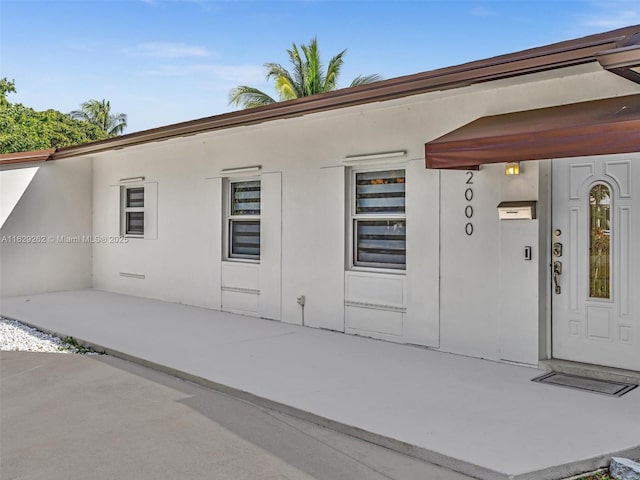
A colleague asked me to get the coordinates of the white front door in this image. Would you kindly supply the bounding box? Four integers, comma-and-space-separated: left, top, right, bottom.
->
552, 154, 640, 371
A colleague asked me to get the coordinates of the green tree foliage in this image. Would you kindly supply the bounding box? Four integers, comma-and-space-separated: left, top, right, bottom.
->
70, 99, 127, 137
229, 38, 382, 109
0, 78, 17, 106
0, 78, 109, 154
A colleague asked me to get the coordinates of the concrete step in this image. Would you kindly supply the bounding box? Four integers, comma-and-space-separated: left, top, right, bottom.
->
539, 359, 640, 385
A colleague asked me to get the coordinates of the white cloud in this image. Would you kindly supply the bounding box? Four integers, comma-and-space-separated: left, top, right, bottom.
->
581, 1, 640, 29
128, 42, 211, 58
66, 41, 95, 53
139, 0, 218, 11
208, 65, 266, 83
471, 7, 496, 17
583, 9, 640, 28
144, 64, 265, 84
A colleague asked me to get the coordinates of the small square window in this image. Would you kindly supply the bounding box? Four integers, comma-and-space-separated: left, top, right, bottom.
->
230, 220, 261, 258
126, 212, 144, 236
355, 169, 405, 215
126, 187, 144, 208
231, 181, 261, 215
355, 219, 406, 269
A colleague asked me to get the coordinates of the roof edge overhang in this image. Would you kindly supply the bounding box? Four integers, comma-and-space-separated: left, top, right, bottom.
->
425, 94, 640, 169
0, 148, 56, 167
596, 32, 640, 84
48, 25, 640, 161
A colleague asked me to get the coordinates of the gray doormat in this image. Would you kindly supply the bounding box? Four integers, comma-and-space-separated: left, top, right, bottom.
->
532, 371, 638, 397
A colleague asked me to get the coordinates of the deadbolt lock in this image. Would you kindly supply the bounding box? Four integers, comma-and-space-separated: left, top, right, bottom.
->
552, 243, 563, 257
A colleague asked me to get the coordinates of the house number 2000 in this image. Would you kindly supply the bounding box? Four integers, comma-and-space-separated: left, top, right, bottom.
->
465, 172, 474, 236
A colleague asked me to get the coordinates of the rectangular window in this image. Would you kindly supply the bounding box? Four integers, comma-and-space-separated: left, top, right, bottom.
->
123, 186, 144, 236
353, 169, 406, 269
228, 180, 261, 260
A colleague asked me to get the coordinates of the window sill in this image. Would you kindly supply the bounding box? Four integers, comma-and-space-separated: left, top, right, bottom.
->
223, 258, 260, 265
349, 266, 406, 276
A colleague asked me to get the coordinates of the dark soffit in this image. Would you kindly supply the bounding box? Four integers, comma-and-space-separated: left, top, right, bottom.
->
424, 94, 640, 169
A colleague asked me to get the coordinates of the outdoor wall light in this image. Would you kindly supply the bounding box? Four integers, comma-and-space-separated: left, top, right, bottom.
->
505, 162, 520, 176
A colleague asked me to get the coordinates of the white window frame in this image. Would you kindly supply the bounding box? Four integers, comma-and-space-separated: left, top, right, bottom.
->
350, 167, 406, 271
226, 177, 261, 262
121, 185, 145, 238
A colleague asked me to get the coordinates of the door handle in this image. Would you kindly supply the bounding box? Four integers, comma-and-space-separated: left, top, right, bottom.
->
553, 261, 562, 294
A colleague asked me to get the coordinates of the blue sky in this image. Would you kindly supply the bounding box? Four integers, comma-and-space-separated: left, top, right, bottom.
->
2, 0, 639, 133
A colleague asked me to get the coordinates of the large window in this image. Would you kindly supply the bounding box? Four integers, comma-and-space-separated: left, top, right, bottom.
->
352, 169, 406, 269
228, 179, 261, 260
123, 186, 144, 236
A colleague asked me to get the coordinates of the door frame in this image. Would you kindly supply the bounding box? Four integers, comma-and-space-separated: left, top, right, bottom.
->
548, 154, 639, 371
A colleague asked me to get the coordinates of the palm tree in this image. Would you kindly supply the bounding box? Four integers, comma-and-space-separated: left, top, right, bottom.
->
70, 99, 127, 137
229, 38, 382, 109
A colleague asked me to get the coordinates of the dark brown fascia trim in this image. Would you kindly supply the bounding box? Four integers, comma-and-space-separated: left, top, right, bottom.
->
597, 45, 640, 68
53, 25, 640, 160
0, 157, 49, 166
596, 42, 640, 84
0, 148, 56, 166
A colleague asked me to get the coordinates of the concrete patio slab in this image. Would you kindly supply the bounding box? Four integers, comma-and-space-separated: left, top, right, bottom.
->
1, 351, 471, 480
2, 289, 639, 480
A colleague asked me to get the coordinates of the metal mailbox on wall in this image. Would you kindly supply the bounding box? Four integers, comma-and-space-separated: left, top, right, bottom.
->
497, 201, 537, 220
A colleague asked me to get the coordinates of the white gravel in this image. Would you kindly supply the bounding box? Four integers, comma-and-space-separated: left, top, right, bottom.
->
0, 317, 85, 353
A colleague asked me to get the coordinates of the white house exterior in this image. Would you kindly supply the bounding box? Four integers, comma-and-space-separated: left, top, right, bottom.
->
2, 26, 640, 372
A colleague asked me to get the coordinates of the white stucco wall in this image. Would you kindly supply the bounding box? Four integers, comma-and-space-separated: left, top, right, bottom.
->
0, 158, 93, 297
1, 167, 39, 228
74, 62, 640, 364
